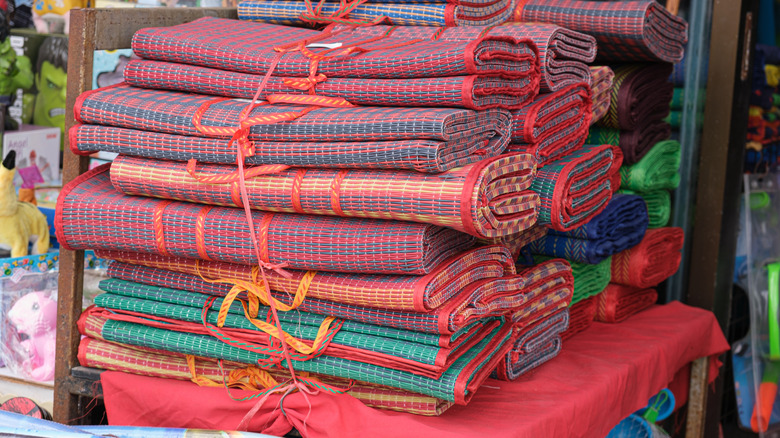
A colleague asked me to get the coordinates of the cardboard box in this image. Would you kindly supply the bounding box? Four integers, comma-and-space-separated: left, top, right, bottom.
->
1, 125, 61, 185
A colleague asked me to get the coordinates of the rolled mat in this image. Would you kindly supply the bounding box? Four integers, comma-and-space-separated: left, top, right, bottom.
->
91, 279, 500, 379
493, 308, 569, 381
531, 143, 623, 231
238, 0, 515, 27
78, 337, 454, 416
339, 23, 596, 93
610, 227, 684, 289
619, 189, 671, 228
532, 255, 611, 305
78, 307, 513, 404
131, 17, 535, 79
590, 66, 615, 125
506, 83, 592, 166
594, 284, 657, 323
95, 245, 515, 313
514, 0, 689, 63
596, 64, 674, 131
560, 295, 596, 340
619, 140, 681, 192
56, 166, 474, 275
73, 85, 513, 173
527, 194, 649, 264
123, 59, 538, 111
479, 225, 548, 259
103, 260, 541, 336
587, 122, 671, 165
510, 259, 573, 327
108, 153, 539, 239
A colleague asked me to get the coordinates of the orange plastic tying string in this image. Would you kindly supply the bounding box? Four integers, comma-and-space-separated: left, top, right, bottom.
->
291, 169, 308, 214
186, 159, 291, 184
194, 206, 213, 261
152, 200, 173, 257
187, 355, 223, 388
187, 355, 280, 391
329, 170, 349, 216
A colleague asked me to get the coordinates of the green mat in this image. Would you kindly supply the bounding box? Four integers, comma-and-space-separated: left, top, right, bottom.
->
619, 140, 681, 192
532, 256, 611, 305
619, 189, 671, 228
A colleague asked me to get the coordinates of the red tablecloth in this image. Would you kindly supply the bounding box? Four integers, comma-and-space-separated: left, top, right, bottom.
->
100, 301, 729, 438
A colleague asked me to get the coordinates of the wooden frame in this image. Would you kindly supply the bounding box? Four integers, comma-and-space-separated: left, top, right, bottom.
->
53, 5, 741, 435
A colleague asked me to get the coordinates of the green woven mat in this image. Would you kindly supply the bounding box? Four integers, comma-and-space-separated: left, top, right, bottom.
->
619, 140, 681, 192
532, 256, 611, 305
618, 189, 671, 228
91, 314, 510, 402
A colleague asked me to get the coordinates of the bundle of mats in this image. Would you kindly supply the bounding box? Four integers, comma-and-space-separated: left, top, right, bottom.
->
561, 296, 596, 340
513, 0, 689, 63
507, 83, 593, 166
590, 66, 615, 125
618, 140, 681, 192
532, 256, 611, 306
526, 194, 649, 264
594, 284, 657, 323
510, 259, 573, 328
109, 153, 540, 239
78, 337, 455, 416
619, 189, 671, 229
480, 225, 547, 259
237, 0, 515, 27
78, 303, 512, 405
72, 85, 514, 174
596, 64, 674, 134
611, 227, 685, 289
100, 252, 530, 336
494, 308, 570, 381
334, 23, 596, 92
129, 17, 539, 86
531, 144, 623, 231
57, 166, 477, 275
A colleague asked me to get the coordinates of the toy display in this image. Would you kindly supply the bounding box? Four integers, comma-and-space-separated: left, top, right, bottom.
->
32, 0, 91, 34
0, 5, 33, 132
0, 150, 49, 257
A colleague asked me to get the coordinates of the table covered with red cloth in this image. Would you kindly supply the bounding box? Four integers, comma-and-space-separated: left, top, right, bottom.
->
100, 301, 728, 438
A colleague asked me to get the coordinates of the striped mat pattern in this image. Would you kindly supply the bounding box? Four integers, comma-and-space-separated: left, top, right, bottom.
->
528, 194, 649, 264
561, 295, 596, 340
93, 279, 499, 379
57, 166, 474, 275
493, 308, 569, 381
596, 64, 673, 131
506, 83, 592, 166
79, 307, 513, 404
595, 284, 657, 323
123, 59, 538, 110
73, 85, 513, 173
238, 0, 515, 27
531, 144, 622, 231
95, 246, 516, 313
78, 337, 454, 416
479, 225, 548, 259
619, 140, 681, 192
515, 0, 688, 63
108, 153, 540, 239
339, 23, 596, 93
132, 17, 535, 78
619, 189, 671, 228
590, 66, 614, 125
531, 255, 611, 305
588, 122, 671, 166
511, 259, 573, 327
611, 227, 684, 289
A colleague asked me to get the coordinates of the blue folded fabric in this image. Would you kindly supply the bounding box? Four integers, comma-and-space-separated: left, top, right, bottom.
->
528, 194, 649, 264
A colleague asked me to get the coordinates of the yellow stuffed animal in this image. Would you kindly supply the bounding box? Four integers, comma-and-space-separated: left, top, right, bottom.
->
0, 151, 49, 258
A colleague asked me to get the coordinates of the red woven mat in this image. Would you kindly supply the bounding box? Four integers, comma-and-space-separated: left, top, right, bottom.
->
561, 296, 597, 341
611, 227, 684, 288
594, 284, 658, 323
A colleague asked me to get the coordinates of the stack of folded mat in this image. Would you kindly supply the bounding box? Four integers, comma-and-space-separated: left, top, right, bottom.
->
238, 0, 516, 27
618, 140, 681, 228
561, 296, 597, 340
61, 17, 617, 418
588, 63, 674, 165
590, 66, 615, 125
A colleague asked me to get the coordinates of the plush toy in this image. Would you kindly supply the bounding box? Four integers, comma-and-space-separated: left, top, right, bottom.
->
7, 291, 57, 381
32, 0, 91, 35
0, 151, 49, 257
